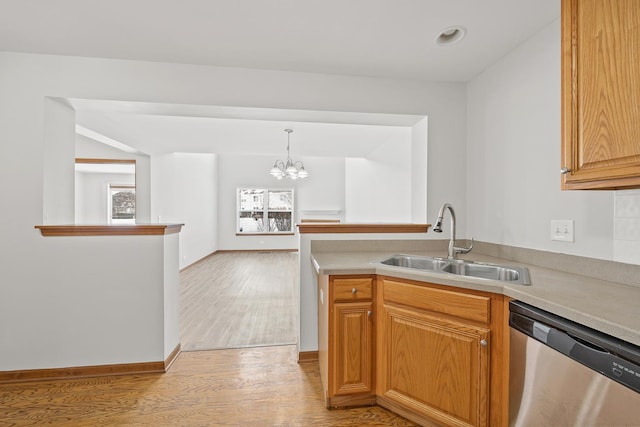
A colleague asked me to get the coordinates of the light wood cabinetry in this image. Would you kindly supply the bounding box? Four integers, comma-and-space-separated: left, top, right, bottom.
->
561, 0, 640, 189
376, 277, 508, 427
318, 274, 509, 425
332, 301, 373, 396
318, 275, 376, 407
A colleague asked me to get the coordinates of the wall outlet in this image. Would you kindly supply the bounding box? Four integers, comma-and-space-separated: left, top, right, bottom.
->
551, 220, 574, 242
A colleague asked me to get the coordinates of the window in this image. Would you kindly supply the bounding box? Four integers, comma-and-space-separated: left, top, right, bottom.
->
237, 188, 293, 234
109, 184, 136, 224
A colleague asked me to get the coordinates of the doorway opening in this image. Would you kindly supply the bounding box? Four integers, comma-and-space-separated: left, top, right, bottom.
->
67, 98, 427, 357
179, 251, 298, 351
74, 158, 136, 224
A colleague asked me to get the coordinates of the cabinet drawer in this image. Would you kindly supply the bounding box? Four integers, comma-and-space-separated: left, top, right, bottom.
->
382, 279, 490, 324
332, 277, 373, 301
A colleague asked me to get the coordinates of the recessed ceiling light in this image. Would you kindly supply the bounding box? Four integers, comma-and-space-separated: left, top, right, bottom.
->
435, 26, 467, 46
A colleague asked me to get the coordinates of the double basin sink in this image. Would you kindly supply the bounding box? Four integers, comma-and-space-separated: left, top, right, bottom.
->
379, 254, 531, 285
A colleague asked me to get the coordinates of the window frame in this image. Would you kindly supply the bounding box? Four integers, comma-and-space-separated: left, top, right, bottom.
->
108, 183, 136, 224
236, 188, 295, 235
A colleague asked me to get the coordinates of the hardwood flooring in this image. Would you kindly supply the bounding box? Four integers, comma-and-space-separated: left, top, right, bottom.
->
0, 252, 417, 425
180, 252, 298, 351
0, 345, 417, 426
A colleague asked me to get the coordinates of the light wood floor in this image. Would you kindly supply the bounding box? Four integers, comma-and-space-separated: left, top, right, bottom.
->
0, 345, 417, 426
180, 251, 298, 351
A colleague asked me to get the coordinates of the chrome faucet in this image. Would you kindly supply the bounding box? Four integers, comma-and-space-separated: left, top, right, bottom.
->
432, 203, 473, 259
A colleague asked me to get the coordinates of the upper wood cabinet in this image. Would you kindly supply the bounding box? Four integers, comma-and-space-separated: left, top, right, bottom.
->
561, 0, 640, 189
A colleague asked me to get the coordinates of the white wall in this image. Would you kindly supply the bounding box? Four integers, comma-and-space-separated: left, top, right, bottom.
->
163, 232, 180, 358
614, 190, 640, 264
151, 153, 217, 269
411, 118, 429, 223
75, 134, 152, 223
466, 19, 621, 262
345, 129, 413, 222
3, 234, 172, 370
295, 157, 346, 222
42, 98, 76, 224
75, 171, 135, 223
0, 50, 465, 371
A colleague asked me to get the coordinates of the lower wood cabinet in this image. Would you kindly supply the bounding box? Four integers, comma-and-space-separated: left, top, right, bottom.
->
318, 275, 376, 407
318, 273, 509, 426
379, 302, 490, 427
332, 300, 373, 396
376, 277, 508, 427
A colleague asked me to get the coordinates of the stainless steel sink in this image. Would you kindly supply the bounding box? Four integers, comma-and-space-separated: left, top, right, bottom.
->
442, 261, 524, 281
378, 254, 531, 285
380, 254, 449, 271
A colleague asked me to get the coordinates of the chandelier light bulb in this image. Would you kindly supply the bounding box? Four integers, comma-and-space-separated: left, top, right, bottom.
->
297, 167, 309, 179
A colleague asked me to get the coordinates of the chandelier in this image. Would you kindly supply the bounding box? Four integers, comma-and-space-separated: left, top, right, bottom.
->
269, 129, 309, 180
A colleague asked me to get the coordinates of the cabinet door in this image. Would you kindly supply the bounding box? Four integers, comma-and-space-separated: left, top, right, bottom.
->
561, 0, 640, 189
331, 301, 373, 396
380, 304, 489, 427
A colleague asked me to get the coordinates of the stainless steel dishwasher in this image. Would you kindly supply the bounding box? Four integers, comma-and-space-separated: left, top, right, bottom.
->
509, 301, 640, 427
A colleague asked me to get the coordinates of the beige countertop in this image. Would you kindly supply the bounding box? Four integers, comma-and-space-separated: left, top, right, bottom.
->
311, 249, 640, 347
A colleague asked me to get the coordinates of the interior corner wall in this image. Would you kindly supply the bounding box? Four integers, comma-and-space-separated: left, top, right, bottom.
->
411, 118, 428, 223
163, 232, 180, 359
294, 156, 346, 222
151, 153, 217, 269
466, 18, 616, 261
345, 129, 412, 223
43, 98, 76, 224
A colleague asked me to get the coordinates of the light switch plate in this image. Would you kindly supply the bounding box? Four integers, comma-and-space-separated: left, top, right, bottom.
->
551, 220, 574, 242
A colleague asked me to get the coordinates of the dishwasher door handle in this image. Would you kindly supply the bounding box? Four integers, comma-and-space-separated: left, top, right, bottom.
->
566, 332, 610, 353
526, 317, 612, 362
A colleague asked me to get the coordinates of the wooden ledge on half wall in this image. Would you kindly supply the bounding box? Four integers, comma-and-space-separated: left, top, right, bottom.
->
34, 224, 184, 237
296, 223, 431, 234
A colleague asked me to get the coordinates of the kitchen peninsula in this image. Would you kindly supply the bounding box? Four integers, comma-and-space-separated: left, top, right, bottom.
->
312, 242, 640, 346
307, 232, 640, 426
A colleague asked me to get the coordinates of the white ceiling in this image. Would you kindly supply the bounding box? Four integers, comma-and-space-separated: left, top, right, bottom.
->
77, 111, 415, 158
71, 100, 422, 157
0, 0, 559, 82
3, 1, 560, 157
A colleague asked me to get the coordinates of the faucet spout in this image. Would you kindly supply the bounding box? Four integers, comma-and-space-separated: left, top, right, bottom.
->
432, 203, 473, 259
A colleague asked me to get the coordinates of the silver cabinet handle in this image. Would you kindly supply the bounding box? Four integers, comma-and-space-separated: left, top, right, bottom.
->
351, 288, 357, 294
367, 310, 373, 317
480, 339, 488, 347
560, 167, 571, 174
